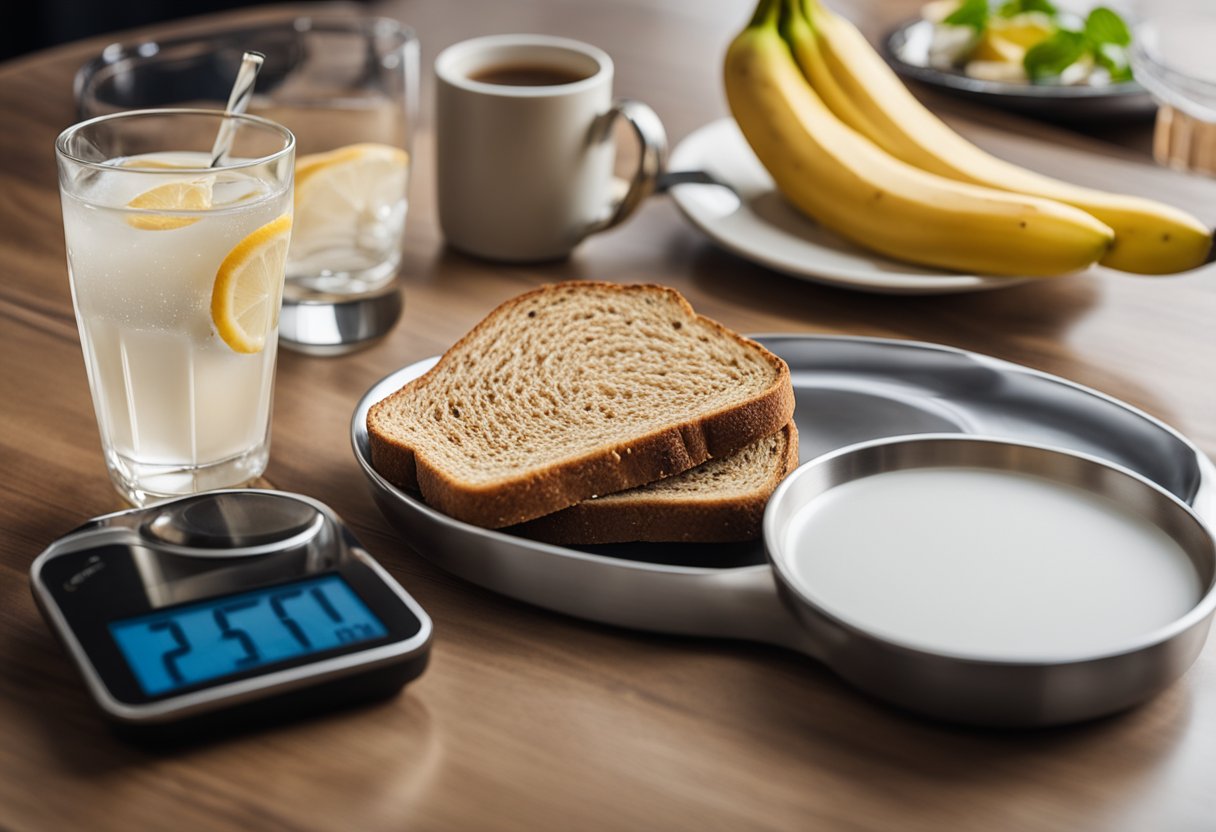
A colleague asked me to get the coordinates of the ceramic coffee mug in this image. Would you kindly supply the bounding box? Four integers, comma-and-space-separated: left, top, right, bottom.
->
435, 34, 667, 261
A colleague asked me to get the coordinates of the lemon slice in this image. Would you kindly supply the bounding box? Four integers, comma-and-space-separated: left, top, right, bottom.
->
292, 143, 409, 254
126, 177, 214, 230
211, 214, 293, 354
993, 15, 1054, 50
970, 31, 1026, 65
970, 16, 1053, 66
121, 157, 196, 170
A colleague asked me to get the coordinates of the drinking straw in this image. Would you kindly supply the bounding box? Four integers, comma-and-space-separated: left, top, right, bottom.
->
209, 51, 265, 167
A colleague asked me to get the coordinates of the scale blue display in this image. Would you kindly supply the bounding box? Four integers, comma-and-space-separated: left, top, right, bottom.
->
108, 575, 388, 696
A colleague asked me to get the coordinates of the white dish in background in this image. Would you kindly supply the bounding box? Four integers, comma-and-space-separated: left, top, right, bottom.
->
885, 18, 1155, 122
666, 118, 1035, 295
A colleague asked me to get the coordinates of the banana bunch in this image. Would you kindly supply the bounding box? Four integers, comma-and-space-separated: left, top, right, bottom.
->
725, 0, 1213, 277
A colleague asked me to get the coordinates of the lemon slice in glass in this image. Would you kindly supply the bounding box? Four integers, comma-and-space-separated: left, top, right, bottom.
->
121, 157, 196, 170
292, 143, 409, 255
126, 177, 214, 230
211, 214, 293, 354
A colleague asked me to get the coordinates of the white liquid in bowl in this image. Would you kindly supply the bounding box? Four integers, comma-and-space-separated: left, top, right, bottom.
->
781, 467, 1202, 660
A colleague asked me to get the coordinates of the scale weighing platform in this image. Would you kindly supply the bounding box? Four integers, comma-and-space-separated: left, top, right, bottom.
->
30, 490, 432, 738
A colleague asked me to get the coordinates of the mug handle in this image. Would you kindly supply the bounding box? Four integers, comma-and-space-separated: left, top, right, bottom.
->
584, 99, 668, 237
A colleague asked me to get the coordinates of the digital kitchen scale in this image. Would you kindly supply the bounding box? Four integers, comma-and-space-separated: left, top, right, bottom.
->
30, 490, 432, 739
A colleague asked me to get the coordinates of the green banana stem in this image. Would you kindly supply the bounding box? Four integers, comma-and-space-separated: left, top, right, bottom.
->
798, 0, 815, 30
778, 0, 806, 43
748, 0, 780, 28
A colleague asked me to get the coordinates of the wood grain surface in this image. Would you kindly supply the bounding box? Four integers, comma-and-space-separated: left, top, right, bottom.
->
2, 1, 1215, 830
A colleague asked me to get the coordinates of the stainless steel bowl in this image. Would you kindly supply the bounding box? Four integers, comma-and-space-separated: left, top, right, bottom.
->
764, 435, 1216, 726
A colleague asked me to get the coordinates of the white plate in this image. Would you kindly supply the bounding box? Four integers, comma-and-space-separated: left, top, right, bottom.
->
885, 19, 1154, 123
666, 118, 1033, 295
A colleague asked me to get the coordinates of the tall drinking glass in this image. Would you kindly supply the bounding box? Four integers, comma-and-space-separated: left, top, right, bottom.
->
56, 109, 295, 505
1130, 1, 1216, 176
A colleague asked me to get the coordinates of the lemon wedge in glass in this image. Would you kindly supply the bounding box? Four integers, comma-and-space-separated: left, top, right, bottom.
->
291, 142, 409, 258
126, 177, 214, 230
211, 214, 293, 354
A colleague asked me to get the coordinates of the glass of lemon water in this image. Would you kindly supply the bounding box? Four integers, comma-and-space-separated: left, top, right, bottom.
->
76, 17, 418, 303
56, 109, 295, 506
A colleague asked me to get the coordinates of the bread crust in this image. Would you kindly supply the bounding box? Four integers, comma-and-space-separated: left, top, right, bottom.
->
367, 282, 795, 528
512, 422, 800, 544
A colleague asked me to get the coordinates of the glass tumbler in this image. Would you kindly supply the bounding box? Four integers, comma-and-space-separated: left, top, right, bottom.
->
56, 110, 295, 506
76, 16, 419, 297
1130, 1, 1216, 176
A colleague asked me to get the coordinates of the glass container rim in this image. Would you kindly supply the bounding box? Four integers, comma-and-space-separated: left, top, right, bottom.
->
288, 14, 417, 42
75, 14, 418, 104
55, 107, 296, 175
1130, 11, 1216, 93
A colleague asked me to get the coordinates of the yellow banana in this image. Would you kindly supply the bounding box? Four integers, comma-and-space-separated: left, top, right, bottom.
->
799, 0, 1212, 275
724, 0, 1113, 277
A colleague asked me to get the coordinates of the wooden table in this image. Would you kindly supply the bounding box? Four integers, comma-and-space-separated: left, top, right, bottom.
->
2, 1, 1215, 829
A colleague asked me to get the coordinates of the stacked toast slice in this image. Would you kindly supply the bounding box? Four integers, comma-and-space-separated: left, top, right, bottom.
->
367, 281, 798, 542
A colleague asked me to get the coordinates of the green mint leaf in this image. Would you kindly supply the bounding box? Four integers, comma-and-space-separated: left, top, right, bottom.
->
944, 0, 989, 30
1094, 42, 1134, 82
1084, 7, 1131, 46
1023, 28, 1087, 80
997, 0, 1058, 18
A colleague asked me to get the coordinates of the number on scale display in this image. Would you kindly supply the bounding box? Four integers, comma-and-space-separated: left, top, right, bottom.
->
108, 575, 387, 696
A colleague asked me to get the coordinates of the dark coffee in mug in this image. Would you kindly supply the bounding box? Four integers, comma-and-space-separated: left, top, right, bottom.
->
469, 63, 591, 86
436, 34, 665, 261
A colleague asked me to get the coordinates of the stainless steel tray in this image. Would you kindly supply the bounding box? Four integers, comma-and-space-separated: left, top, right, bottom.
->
351, 335, 1216, 652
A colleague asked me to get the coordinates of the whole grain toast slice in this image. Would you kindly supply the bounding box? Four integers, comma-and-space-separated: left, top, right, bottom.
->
511, 421, 799, 544
367, 282, 794, 528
